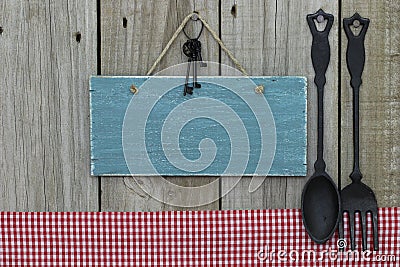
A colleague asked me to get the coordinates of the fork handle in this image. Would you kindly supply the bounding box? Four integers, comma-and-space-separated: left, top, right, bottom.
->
344, 13, 370, 182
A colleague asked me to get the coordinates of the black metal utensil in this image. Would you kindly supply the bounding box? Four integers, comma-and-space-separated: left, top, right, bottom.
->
340, 13, 378, 251
301, 9, 341, 244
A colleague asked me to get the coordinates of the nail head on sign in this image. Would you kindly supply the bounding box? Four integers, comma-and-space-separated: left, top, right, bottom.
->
192, 13, 199, 21
353, 19, 360, 28
317, 15, 325, 23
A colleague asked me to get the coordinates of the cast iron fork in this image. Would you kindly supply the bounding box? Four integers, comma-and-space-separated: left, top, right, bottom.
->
339, 13, 378, 251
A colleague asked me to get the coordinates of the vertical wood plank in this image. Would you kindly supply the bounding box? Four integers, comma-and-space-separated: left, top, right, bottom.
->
100, 0, 220, 211
220, 1, 339, 209
341, 0, 400, 206
0, 0, 98, 211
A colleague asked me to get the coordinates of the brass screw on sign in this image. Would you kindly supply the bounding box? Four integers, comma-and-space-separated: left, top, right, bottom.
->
130, 84, 138, 94
254, 85, 264, 94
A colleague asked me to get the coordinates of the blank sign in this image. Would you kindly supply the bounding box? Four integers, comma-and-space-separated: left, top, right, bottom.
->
90, 76, 307, 176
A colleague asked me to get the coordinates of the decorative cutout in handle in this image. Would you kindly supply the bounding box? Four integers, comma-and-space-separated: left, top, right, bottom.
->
307, 9, 334, 90
343, 13, 370, 90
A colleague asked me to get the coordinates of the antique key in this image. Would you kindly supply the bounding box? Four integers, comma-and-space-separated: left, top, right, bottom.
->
182, 15, 207, 96
183, 39, 204, 95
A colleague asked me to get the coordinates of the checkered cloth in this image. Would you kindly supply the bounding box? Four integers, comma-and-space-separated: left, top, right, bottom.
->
0, 208, 398, 266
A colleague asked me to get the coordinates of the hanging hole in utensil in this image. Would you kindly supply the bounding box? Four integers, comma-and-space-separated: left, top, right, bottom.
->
314, 16, 328, 32
349, 20, 363, 36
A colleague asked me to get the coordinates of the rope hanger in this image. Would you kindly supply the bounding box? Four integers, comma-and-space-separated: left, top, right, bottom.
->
146, 12, 249, 77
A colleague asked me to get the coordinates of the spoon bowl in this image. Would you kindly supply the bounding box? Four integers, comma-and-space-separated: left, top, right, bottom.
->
302, 173, 340, 242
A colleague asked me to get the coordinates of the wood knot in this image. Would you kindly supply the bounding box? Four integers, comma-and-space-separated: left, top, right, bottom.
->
231, 4, 237, 18
122, 17, 127, 28
75, 32, 81, 43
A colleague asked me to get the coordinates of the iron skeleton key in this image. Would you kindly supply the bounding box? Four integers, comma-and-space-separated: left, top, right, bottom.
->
182, 15, 207, 96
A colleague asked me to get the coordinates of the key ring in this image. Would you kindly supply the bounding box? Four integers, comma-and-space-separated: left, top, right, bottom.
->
183, 12, 204, 40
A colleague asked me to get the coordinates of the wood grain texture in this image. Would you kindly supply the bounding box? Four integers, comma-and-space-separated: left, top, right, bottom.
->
220, 0, 339, 209
100, 0, 220, 211
0, 0, 98, 211
341, 0, 400, 207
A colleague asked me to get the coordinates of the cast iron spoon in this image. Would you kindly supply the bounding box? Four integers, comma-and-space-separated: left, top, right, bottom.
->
301, 9, 341, 244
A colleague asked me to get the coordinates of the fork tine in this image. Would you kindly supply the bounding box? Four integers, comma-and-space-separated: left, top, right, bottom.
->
348, 212, 356, 250
361, 212, 367, 251
372, 211, 379, 251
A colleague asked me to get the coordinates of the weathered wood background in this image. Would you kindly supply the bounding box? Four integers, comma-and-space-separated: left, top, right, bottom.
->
0, 0, 399, 211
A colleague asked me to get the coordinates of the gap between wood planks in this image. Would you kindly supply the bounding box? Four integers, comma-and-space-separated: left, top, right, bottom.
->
96, 0, 102, 212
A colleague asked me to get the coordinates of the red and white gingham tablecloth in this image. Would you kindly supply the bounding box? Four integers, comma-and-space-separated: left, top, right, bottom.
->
0, 208, 399, 266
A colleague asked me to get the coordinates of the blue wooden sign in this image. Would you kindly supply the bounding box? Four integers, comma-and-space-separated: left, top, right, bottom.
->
90, 76, 307, 176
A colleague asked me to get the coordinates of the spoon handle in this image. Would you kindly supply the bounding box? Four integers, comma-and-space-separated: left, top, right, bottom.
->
344, 13, 370, 182
307, 9, 334, 173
